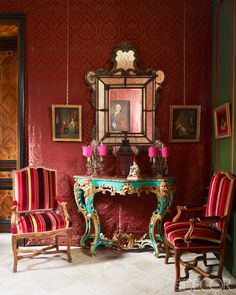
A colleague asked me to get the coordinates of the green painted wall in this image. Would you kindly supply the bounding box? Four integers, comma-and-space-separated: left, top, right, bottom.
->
212, 0, 236, 278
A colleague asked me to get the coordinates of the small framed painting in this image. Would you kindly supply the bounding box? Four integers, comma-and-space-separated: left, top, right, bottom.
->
214, 103, 231, 139
169, 105, 201, 142
52, 105, 82, 142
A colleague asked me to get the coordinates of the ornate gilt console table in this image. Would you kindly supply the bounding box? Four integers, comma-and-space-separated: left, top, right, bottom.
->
73, 176, 174, 257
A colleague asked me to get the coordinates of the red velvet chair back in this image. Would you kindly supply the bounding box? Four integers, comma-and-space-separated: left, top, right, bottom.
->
13, 167, 57, 212
205, 171, 235, 230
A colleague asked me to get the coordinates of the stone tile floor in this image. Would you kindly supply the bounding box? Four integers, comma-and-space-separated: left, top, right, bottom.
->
0, 234, 236, 295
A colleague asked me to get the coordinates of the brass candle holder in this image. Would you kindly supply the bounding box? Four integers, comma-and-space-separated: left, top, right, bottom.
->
148, 142, 170, 177
82, 141, 108, 176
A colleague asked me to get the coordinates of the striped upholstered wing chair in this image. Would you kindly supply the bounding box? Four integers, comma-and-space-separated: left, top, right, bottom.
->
164, 171, 235, 291
11, 166, 72, 272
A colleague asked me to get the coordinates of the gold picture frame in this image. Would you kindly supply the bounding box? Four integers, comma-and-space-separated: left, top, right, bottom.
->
52, 104, 82, 142
169, 105, 201, 142
213, 102, 231, 139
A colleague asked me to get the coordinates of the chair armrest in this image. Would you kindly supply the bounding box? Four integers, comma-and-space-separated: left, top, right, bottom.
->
57, 197, 65, 205
57, 197, 70, 228
183, 218, 195, 243
173, 205, 206, 222
183, 216, 225, 243
11, 200, 18, 210
197, 215, 225, 224
11, 201, 18, 233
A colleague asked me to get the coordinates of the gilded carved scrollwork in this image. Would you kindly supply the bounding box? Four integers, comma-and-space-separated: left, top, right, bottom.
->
136, 185, 157, 196
157, 180, 170, 198
80, 179, 94, 198
112, 233, 153, 250
112, 233, 135, 248
74, 183, 82, 207
74, 179, 96, 217
74, 182, 86, 215
120, 183, 135, 195
95, 185, 117, 196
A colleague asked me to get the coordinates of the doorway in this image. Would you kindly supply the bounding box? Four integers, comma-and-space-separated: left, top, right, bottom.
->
0, 14, 25, 232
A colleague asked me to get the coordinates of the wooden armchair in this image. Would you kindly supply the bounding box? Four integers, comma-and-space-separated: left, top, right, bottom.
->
164, 171, 235, 291
11, 166, 72, 272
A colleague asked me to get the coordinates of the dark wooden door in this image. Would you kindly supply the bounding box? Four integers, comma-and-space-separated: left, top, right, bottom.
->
0, 34, 18, 231
0, 16, 25, 232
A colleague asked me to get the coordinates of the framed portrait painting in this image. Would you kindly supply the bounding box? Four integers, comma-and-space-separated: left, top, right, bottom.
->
169, 105, 201, 142
109, 99, 130, 133
213, 103, 231, 139
52, 105, 82, 142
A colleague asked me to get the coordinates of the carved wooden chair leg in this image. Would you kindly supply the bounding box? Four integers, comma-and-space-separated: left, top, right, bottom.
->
55, 235, 59, 251
174, 250, 181, 292
183, 264, 190, 280
12, 236, 18, 273
165, 243, 170, 264
67, 229, 72, 263
217, 250, 225, 282
203, 253, 207, 266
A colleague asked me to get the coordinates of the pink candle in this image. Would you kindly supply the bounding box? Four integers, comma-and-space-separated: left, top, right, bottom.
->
97, 145, 108, 156
148, 146, 159, 158
161, 146, 170, 158
82, 146, 93, 157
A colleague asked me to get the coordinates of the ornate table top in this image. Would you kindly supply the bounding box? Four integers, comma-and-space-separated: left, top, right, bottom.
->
74, 176, 172, 182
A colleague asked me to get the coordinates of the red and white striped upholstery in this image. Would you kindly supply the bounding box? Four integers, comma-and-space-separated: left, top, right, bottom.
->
16, 211, 67, 234
164, 221, 221, 248
164, 171, 233, 248
205, 172, 231, 229
13, 167, 57, 212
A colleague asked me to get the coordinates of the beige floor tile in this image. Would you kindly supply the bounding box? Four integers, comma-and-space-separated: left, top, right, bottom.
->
1, 233, 236, 294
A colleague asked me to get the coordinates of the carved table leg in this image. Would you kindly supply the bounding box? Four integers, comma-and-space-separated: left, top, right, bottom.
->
80, 215, 92, 246
86, 195, 112, 255
149, 181, 173, 257
74, 187, 94, 246
75, 180, 113, 255
89, 210, 113, 256
89, 210, 101, 255
149, 211, 161, 257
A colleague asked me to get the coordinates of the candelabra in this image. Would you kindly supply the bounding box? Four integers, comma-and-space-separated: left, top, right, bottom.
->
82, 141, 108, 176
148, 142, 170, 177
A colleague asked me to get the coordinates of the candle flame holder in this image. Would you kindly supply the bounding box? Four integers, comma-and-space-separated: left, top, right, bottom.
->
83, 141, 108, 176
148, 141, 169, 177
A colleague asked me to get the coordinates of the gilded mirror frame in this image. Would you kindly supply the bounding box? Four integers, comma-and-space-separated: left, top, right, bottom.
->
86, 41, 164, 146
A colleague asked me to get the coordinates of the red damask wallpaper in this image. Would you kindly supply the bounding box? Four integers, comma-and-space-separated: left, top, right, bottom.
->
0, 0, 212, 245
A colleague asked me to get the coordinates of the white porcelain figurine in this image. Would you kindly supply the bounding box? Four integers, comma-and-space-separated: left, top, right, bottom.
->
127, 159, 142, 181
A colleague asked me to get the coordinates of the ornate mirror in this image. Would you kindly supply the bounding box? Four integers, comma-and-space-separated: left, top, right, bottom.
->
86, 41, 165, 147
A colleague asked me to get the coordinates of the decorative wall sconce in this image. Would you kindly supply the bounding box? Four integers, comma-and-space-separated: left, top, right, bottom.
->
148, 143, 170, 177
82, 141, 108, 176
